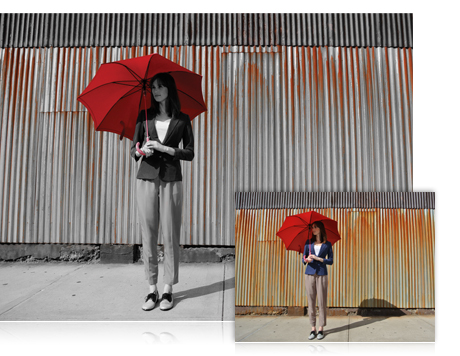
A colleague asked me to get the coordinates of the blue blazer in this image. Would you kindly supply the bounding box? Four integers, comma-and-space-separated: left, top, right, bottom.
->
303, 240, 333, 276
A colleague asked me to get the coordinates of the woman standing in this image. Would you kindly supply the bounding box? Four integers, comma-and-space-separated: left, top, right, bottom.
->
131, 72, 194, 311
303, 221, 334, 340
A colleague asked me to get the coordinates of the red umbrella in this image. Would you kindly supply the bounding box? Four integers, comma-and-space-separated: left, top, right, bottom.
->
276, 211, 341, 253
77, 53, 206, 140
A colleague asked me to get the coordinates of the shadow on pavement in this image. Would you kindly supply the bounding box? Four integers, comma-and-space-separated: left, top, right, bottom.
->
173, 277, 235, 306
326, 298, 404, 336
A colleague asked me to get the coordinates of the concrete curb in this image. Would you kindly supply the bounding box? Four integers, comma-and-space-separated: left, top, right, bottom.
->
0, 243, 235, 264
0, 244, 100, 262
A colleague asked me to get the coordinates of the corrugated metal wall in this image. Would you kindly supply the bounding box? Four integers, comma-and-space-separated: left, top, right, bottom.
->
0, 13, 412, 48
235, 193, 434, 308
0, 14, 413, 246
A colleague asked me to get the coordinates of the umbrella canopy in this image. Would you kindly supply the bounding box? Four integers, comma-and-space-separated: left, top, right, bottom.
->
276, 211, 341, 253
77, 53, 207, 140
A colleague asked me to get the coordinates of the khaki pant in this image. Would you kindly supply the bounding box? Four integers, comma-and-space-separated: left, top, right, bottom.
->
305, 274, 328, 327
137, 177, 183, 285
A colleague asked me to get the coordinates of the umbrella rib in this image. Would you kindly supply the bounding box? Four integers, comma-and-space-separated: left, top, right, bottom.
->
111, 81, 142, 87
177, 89, 207, 108
93, 86, 145, 135
292, 216, 312, 225
78, 81, 140, 99
279, 223, 313, 230
144, 55, 154, 84
324, 228, 340, 236
109, 62, 144, 82
118, 86, 143, 100
284, 226, 311, 251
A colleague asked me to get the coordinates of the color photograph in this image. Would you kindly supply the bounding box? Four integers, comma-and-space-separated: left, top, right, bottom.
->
235, 192, 435, 342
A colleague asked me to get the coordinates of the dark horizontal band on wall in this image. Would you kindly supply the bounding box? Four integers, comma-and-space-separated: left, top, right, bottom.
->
0, 13, 412, 48
235, 192, 435, 210
235, 306, 435, 316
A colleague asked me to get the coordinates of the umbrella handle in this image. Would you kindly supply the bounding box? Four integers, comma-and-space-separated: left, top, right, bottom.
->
136, 142, 146, 156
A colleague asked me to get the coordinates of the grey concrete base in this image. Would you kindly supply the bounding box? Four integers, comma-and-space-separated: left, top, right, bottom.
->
235, 306, 434, 316
287, 306, 305, 316
0, 244, 100, 262
100, 244, 135, 263
0, 261, 234, 321
236, 306, 287, 315
180, 247, 235, 262
235, 315, 435, 342
0, 244, 235, 263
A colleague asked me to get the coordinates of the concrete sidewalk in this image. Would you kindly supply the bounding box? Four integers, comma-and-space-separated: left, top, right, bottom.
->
236, 315, 435, 342
0, 261, 234, 321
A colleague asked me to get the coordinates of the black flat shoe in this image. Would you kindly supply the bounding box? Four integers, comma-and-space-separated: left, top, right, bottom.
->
308, 331, 316, 340
317, 331, 324, 340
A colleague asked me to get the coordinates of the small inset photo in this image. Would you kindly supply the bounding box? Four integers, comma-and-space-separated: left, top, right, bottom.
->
235, 192, 435, 342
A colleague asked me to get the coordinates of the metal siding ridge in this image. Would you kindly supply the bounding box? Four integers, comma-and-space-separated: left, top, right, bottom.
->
234, 192, 435, 210
0, 13, 413, 48
0, 14, 6, 48
11, 14, 19, 48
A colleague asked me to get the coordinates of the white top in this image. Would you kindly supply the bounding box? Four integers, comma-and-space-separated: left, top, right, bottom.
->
155, 119, 171, 143
314, 244, 321, 256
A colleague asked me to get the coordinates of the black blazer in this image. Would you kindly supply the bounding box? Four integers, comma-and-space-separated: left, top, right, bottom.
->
130, 109, 194, 181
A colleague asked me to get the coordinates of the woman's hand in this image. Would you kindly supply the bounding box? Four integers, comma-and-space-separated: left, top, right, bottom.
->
140, 142, 154, 157
304, 256, 313, 263
309, 254, 323, 263
146, 141, 163, 151
145, 141, 175, 156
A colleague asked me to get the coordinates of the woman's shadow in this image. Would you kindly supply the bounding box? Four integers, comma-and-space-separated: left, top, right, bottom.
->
325, 298, 405, 335
173, 277, 235, 306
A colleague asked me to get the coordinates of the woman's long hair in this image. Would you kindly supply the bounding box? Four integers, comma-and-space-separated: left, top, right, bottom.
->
150, 72, 181, 118
311, 220, 327, 243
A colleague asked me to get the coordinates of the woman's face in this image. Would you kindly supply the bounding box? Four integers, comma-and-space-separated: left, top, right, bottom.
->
312, 224, 320, 237
152, 80, 168, 103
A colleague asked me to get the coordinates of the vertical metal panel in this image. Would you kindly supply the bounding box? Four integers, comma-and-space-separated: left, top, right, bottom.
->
235, 207, 435, 308
0, 13, 413, 49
